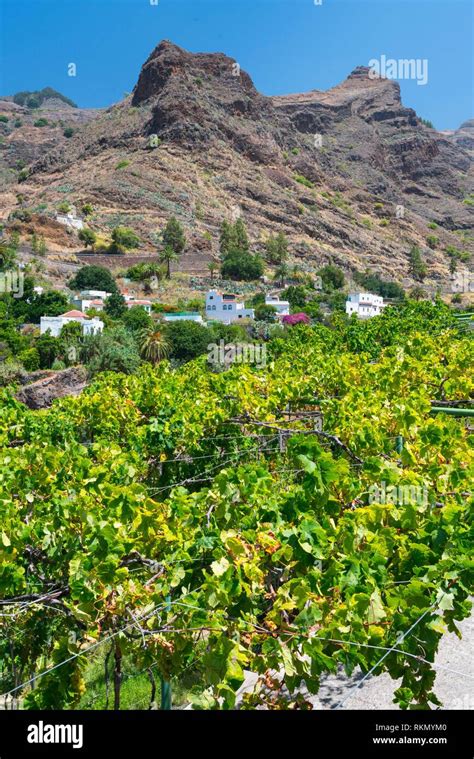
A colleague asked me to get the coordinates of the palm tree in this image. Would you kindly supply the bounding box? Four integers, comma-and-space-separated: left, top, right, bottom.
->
208, 260, 219, 281
291, 264, 301, 282
0, 240, 16, 270
140, 326, 170, 364
159, 245, 178, 279
410, 286, 426, 301
274, 263, 289, 288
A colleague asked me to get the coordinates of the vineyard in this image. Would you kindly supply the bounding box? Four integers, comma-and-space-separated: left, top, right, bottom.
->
0, 301, 472, 710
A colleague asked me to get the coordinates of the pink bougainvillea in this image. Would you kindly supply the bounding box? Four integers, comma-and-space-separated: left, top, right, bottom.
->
282, 312, 310, 326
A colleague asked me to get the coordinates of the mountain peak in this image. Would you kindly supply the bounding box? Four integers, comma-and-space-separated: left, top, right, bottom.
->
132, 39, 256, 106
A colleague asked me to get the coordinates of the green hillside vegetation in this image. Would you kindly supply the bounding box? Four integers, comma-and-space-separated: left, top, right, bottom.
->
12, 87, 77, 109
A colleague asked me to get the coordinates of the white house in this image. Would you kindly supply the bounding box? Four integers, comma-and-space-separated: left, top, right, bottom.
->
72, 291, 116, 312
72, 297, 108, 312
40, 310, 104, 337
205, 290, 254, 324
56, 206, 84, 231
125, 298, 153, 314
79, 290, 111, 300
346, 292, 385, 319
265, 293, 290, 316
161, 312, 204, 324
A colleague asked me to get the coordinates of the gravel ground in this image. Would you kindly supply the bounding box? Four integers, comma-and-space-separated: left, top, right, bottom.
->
235, 611, 474, 710
310, 611, 474, 709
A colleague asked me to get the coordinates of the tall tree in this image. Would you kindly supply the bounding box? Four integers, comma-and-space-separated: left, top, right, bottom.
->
160, 245, 178, 280
219, 220, 235, 258
273, 263, 289, 288
78, 228, 97, 250
208, 260, 219, 281
162, 217, 186, 255
140, 326, 170, 364
409, 246, 427, 282
233, 218, 249, 253
69, 265, 118, 294
265, 232, 288, 265
104, 292, 127, 319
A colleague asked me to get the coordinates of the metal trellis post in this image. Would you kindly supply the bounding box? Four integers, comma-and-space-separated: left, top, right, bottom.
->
160, 596, 172, 710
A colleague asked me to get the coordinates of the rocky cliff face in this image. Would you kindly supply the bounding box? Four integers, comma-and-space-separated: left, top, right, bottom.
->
1, 41, 472, 286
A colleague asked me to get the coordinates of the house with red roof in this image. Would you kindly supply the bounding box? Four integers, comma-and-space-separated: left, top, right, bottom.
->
40, 310, 104, 337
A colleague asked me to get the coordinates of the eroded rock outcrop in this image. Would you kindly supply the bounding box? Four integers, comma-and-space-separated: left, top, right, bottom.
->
15, 366, 89, 409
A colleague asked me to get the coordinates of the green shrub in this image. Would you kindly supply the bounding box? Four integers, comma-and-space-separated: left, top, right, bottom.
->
82, 326, 140, 375
115, 160, 130, 170
165, 320, 210, 362
420, 117, 434, 129
26, 290, 69, 324
254, 304, 277, 322
281, 285, 308, 310
353, 270, 405, 300
78, 228, 97, 249
0, 115, 9, 123
33, 118, 49, 128
221, 250, 264, 281
126, 262, 163, 282
294, 174, 314, 189
110, 226, 140, 253
69, 265, 118, 293
18, 347, 40, 371
0, 360, 25, 387
122, 305, 153, 333
318, 264, 345, 290
13, 87, 77, 109
9, 208, 32, 222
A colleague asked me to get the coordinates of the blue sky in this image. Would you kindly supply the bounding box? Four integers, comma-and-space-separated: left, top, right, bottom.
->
0, 0, 472, 129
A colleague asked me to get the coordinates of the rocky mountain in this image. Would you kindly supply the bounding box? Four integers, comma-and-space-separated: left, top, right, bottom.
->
0, 93, 99, 190
0, 40, 472, 287
442, 119, 474, 158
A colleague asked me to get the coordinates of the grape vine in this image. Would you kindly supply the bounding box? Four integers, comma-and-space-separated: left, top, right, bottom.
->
0, 303, 472, 709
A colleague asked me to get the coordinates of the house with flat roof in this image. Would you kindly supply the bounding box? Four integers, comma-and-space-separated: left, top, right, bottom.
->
265, 293, 290, 317
205, 290, 254, 324
161, 312, 204, 324
346, 292, 385, 319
